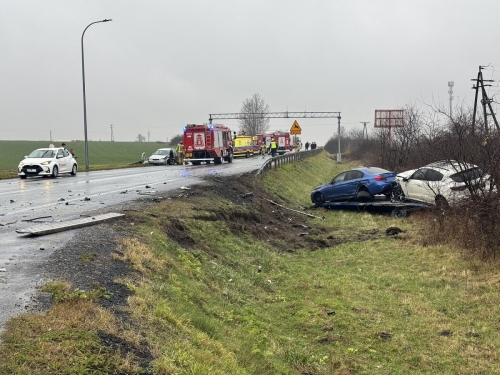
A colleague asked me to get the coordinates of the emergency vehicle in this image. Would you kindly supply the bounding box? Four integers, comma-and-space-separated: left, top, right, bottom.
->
233, 135, 260, 158
183, 124, 234, 165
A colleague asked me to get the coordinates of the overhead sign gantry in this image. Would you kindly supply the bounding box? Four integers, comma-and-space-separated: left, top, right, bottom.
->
208, 111, 343, 161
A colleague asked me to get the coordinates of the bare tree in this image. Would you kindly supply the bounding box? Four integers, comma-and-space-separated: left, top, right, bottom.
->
238, 93, 270, 135
136, 134, 145, 142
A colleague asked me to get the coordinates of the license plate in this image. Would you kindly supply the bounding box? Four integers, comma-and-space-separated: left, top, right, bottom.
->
27, 169, 36, 172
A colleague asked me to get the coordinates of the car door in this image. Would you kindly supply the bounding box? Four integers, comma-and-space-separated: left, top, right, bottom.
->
403, 168, 428, 202
56, 149, 70, 172
321, 171, 348, 201
343, 170, 365, 198
404, 168, 443, 203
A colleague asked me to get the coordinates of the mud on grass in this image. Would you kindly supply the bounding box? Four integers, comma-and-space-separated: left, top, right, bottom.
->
139, 173, 368, 252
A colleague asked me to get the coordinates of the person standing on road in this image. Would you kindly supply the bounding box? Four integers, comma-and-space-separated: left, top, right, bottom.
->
311, 141, 317, 150
270, 139, 277, 157
176, 141, 185, 165
305, 141, 310, 151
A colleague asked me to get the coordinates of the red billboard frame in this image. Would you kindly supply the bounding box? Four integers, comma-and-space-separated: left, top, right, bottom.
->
374, 110, 405, 128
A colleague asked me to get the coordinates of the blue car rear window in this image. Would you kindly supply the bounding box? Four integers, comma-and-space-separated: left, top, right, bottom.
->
362, 167, 390, 174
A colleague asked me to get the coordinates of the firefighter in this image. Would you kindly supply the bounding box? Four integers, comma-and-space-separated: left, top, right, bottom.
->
176, 141, 185, 165
270, 138, 277, 157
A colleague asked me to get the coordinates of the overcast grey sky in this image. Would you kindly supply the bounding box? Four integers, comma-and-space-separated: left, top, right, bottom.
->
1, 0, 499, 145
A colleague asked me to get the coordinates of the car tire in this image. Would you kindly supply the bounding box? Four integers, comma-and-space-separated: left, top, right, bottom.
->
245, 152, 250, 158
51, 166, 58, 178
70, 164, 77, 176
192, 161, 201, 166
214, 157, 222, 165
312, 192, 325, 205
20, 175, 27, 179
227, 152, 233, 163
391, 207, 408, 218
390, 184, 405, 202
357, 189, 372, 202
435, 195, 449, 210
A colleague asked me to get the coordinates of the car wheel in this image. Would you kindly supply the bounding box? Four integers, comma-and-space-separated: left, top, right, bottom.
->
390, 184, 405, 202
20, 175, 27, 179
51, 165, 58, 178
227, 152, 233, 163
391, 207, 408, 218
70, 164, 77, 176
245, 152, 250, 158
435, 195, 449, 209
357, 189, 372, 202
312, 192, 325, 205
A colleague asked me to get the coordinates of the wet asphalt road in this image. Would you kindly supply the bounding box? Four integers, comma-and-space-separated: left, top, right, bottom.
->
0, 157, 266, 334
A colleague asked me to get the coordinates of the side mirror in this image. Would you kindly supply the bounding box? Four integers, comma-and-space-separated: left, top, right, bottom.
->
402, 177, 409, 182
24, 155, 27, 159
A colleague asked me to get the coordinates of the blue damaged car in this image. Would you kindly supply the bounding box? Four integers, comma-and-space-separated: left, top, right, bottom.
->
311, 167, 397, 205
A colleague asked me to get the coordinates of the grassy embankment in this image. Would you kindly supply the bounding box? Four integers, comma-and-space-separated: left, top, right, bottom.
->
0, 140, 167, 179
1, 151, 499, 374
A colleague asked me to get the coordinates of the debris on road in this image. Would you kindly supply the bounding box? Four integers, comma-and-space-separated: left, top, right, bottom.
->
0, 219, 18, 226
22, 216, 52, 222
83, 197, 91, 201
180, 186, 191, 190
0, 268, 6, 272
16, 212, 125, 236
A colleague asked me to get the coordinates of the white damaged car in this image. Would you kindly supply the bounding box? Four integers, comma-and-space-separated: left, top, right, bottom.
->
18, 148, 78, 179
392, 160, 493, 207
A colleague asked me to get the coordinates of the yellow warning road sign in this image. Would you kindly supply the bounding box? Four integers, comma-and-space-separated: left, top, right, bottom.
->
290, 120, 302, 135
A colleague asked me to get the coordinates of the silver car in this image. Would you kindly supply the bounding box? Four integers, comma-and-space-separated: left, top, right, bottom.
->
148, 148, 177, 165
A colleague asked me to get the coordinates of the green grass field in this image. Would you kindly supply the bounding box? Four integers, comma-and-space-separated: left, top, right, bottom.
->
0, 140, 172, 179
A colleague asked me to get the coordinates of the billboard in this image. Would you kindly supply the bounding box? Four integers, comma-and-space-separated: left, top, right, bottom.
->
374, 110, 404, 128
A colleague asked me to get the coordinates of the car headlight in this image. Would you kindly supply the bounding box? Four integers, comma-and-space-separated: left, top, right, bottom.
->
19, 162, 24, 167
40, 161, 51, 165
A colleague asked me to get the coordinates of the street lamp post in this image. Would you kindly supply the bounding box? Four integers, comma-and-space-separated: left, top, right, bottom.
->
81, 19, 112, 170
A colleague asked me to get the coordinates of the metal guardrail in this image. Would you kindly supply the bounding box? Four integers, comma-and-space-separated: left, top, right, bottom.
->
255, 147, 323, 176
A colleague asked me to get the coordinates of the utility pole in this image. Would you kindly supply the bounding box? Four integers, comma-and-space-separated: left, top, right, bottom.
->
360, 122, 370, 140
49, 130, 52, 142
110, 124, 114, 142
337, 115, 342, 162
448, 81, 454, 120
471, 66, 499, 134
148, 131, 150, 142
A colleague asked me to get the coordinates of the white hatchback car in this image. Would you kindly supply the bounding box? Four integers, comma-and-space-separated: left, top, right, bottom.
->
148, 148, 177, 165
393, 160, 492, 207
18, 148, 78, 179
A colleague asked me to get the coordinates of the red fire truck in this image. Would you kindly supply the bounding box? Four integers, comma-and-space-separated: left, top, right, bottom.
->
183, 124, 234, 165
257, 131, 291, 155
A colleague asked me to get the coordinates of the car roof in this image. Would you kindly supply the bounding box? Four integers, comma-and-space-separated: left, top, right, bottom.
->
356, 167, 391, 174
424, 160, 478, 173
